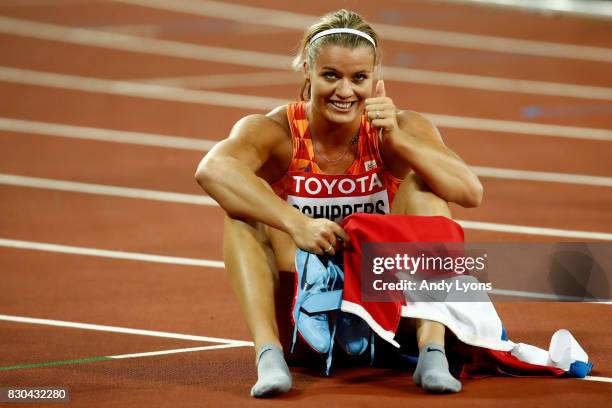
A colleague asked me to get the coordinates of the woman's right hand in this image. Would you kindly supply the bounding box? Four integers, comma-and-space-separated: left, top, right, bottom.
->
286, 213, 350, 256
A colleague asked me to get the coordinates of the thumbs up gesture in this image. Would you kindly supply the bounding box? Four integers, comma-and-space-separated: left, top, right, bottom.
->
365, 80, 399, 144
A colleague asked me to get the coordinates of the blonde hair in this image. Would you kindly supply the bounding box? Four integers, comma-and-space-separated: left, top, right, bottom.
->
293, 10, 381, 101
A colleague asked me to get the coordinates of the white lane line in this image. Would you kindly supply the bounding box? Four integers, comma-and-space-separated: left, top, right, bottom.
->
0, 117, 215, 151
91, 23, 162, 37
2, 314, 606, 380
0, 66, 286, 110
114, 0, 612, 63
0, 16, 292, 69
0, 173, 217, 206
1, 174, 611, 240
3, 237, 612, 305
1, 67, 611, 141
2, 117, 611, 188
1, 316, 609, 380
0, 323, 609, 382
425, 113, 612, 141
382, 67, 612, 101
459, 220, 612, 240
0, 314, 251, 345
0, 237, 225, 269
490, 288, 612, 303
1, 16, 611, 101
0, 0, 99, 6
472, 166, 612, 187
580, 376, 612, 383
109, 343, 250, 360
441, 0, 612, 20
141, 71, 300, 89
138, 67, 612, 101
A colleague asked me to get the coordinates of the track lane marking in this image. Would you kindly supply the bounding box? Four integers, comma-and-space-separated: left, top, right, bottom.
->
470, 166, 612, 187
457, 220, 612, 240
113, 0, 612, 63
0, 356, 112, 371
1, 67, 611, 141
0, 343, 253, 371
109, 343, 249, 359
490, 289, 612, 303
0, 314, 251, 345
0, 0, 98, 7
382, 67, 612, 101
0, 344, 247, 371
140, 71, 300, 89
0, 313, 252, 372
0, 314, 609, 383
1, 117, 611, 187
0, 66, 286, 110
138, 67, 612, 101
0, 15, 293, 69
1, 174, 611, 240
578, 376, 612, 383
441, 0, 612, 20
1, 16, 612, 100
3, 237, 612, 303
0, 237, 225, 268
0, 173, 217, 206
0, 117, 215, 150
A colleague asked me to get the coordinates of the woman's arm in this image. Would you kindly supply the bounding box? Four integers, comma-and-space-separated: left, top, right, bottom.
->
195, 113, 348, 254
366, 81, 483, 208
195, 114, 295, 230
386, 110, 483, 207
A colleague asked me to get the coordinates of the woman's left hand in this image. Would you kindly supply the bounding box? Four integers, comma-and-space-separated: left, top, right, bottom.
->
365, 80, 401, 146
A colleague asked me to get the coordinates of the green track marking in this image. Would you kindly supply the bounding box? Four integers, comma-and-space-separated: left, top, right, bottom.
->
0, 344, 248, 372
0, 356, 111, 371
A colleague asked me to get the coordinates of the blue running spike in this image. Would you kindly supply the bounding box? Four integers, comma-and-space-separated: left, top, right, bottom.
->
292, 250, 343, 354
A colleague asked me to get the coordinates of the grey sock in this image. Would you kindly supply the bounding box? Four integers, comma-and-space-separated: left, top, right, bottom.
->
250, 344, 292, 398
413, 342, 462, 393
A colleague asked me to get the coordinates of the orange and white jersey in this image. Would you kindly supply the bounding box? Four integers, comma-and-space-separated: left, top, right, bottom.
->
272, 102, 402, 223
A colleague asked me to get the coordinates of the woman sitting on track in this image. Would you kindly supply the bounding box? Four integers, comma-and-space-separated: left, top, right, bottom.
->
195, 9, 483, 398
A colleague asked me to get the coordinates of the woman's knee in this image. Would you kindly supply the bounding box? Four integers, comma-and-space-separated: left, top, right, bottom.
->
267, 227, 296, 272
391, 172, 451, 217
223, 214, 294, 274
223, 215, 269, 249
222, 177, 277, 249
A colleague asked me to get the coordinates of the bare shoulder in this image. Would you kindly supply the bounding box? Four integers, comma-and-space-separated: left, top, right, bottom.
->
229, 108, 288, 144
396, 109, 443, 142
223, 106, 292, 181
266, 105, 290, 133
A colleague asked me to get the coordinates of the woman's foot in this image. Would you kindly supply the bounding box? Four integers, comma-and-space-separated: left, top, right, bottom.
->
250, 344, 292, 398
413, 342, 461, 393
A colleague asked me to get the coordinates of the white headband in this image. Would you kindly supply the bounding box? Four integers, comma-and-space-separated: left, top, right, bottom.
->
309, 28, 376, 48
